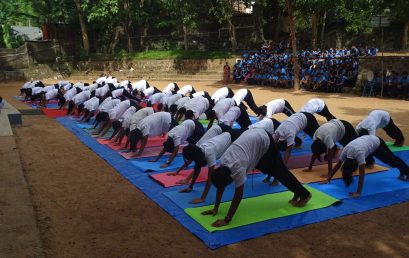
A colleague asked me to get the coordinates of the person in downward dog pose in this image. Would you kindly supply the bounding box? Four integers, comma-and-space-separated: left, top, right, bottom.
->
299, 98, 336, 121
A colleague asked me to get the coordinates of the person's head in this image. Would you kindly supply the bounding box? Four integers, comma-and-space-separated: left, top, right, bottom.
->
77, 103, 84, 114
90, 90, 96, 98
276, 140, 288, 151
185, 110, 194, 120
258, 105, 267, 117
357, 128, 369, 137
205, 109, 216, 120
211, 166, 234, 189
311, 139, 327, 161
169, 104, 178, 115
163, 137, 175, 153
341, 158, 358, 187
177, 107, 187, 117
112, 120, 122, 131
157, 103, 164, 111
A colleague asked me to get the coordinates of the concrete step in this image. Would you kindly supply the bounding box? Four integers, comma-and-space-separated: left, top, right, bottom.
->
0, 112, 13, 136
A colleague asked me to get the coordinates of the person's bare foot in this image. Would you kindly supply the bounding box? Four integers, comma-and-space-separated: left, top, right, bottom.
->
293, 193, 312, 207
270, 179, 280, 186
262, 176, 270, 183
288, 195, 299, 205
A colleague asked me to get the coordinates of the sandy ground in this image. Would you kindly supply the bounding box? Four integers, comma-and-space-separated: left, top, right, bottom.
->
1, 79, 409, 258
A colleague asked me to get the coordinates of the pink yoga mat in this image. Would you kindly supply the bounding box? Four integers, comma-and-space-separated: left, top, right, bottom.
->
287, 153, 339, 169
150, 169, 260, 188
119, 146, 165, 159
145, 135, 167, 147
96, 138, 112, 145
107, 142, 127, 151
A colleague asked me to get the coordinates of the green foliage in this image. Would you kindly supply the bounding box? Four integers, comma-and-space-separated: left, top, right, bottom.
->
337, 0, 382, 34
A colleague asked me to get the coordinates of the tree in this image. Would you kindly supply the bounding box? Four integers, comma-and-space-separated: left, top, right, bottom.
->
0, 2, 30, 48
387, 0, 409, 50
210, 0, 237, 51
73, 0, 90, 55
285, 0, 300, 90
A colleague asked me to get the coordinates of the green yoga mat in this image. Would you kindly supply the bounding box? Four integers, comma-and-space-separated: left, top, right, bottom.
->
185, 186, 339, 232
199, 119, 209, 126
386, 142, 409, 152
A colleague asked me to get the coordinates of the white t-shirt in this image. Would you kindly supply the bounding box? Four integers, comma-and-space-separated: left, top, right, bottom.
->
96, 76, 107, 84
183, 96, 209, 119
132, 80, 148, 92
129, 107, 154, 131
95, 85, 109, 97
57, 81, 70, 87
249, 118, 274, 135
99, 98, 120, 113
144, 87, 155, 98
213, 98, 236, 119
111, 88, 124, 98
265, 99, 285, 117
232, 89, 248, 105
63, 84, 72, 91
45, 89, 58, 100
149, 93, 166, 105
339, 135, 380, 165
73, 82, 85, 88
22, 81, 33, 89
137, 112, 172, 137
177, 85, 194, 96
64, 87, 77, 101
196, 125, 223, 146
105, 77, 118, 84
211, 87, 230, 103
83, 83, 98, 92
313, 119, 346, 149
162, 83, 177, 94
84, 97, 100, 112
221, 128, 270, 187
162, 94, 183, 107
176, 96, 191, 109
192, 91, 205, 98
41, 86, 55, 92
356, 110, 391, 135
31, 87, 44, 95
168, 119, 195, 146
274, 112, 307, 146
219, 106, 241, 127
119, 80, 130, 87
300, 98, 325, 113
120, 106, 137, 128
199, 132, 232, 167
109, 100, 130, 120
72, 91, 91, 105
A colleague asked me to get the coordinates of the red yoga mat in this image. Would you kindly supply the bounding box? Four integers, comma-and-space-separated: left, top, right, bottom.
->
119, 146, 165, 159
41, 108, 66, 118
96, 138, 112, 145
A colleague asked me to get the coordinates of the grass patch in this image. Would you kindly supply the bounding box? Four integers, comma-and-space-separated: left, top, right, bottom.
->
90, 50, 237, 60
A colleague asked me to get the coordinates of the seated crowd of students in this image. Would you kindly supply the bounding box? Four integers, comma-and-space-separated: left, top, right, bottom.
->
20, 75, 408, 228
362, 71, 409, 100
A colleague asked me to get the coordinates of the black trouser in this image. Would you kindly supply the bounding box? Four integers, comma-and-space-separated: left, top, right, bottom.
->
236, 105, 252, 129
187, 120, 206, 144
317, 104, 336, 121
283, 100, 295, 116
256, 132, 310, 199
383, 118, 404, 143
339, 120, 358, 146
243, 90, 260, 115
122, 89, 140, 102
366, 138, 409, 176
301, 112, 320, 138
227, 88, 234, 98
129, 128, 142, 152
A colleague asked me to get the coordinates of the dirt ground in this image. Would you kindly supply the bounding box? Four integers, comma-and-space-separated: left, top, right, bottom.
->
1, 79, 409, 258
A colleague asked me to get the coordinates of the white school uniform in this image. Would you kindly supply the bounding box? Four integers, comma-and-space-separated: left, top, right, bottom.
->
211, 87, 230, 103
41, 86, 56, 92
99, 98, 120, 113
57, 81, 70, 87
105, 76, 118, 84
119, 80, 130, 87
95, 85, 109, 97
192, 91, 205, 98
31, 87, 44, 95
221, 128, 270, 187
84, 97, 100, 112
177, 85, 194, 96
120, 106, 137, 128
339, 135, 380, 165
129, 107, 155, 131
199, 132, 232, 167
97, 97, 112, 111
176, 96, 191, 109
45, 89, 59, 100
137, 112, 172, 137
149, 93, 166, 105
22, 81, 33, 89
249, 118, 275, 135
162, 83, 177, 94
232, 89, 248, 105
83, 83, 98, 92
64, 87, 77, 101
274, 112, 307, 146
196, 125, 223, 146
109, 100, 130, 120
183, 96, 209, 119
300, 98, 325, 114
96, 76, 107, 85
265, 99, 286, 117
63, 84, 73, 91
73, 82, 85, 89
162, 94, 183, 107
72, 91, 91, 105
213, 98, 236, 119
111, 88, 125, 98
132, 80, 148, 92
313, 119, 346, 149
144, 87, 155, 98
168, 119, 195, 146
219, 106, 241, 127
356, 110, 391, 135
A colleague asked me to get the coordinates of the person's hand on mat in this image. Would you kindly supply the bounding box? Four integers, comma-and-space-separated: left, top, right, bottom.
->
302, 168, 313, 172
349, 192, 361, 198
179, 187, 192, 193
212, 219, 229, 227
160, 163, 169, 168
166, 172, 177, 176
190, 198, 204, 204
201, 209, 217, 216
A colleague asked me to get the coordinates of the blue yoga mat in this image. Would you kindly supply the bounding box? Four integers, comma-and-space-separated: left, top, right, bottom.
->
31, 103, 59, 109
76, 122, 95, 129
164, 173, 288, 209
310, 169, 409, 200
56, 117, 409, 249
130, 155, 192, 173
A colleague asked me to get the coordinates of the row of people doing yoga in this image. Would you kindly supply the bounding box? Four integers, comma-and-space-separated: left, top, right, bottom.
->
20, 77, 408, 227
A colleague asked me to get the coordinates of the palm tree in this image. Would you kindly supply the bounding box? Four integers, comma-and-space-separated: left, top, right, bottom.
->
0, 2, 28, 48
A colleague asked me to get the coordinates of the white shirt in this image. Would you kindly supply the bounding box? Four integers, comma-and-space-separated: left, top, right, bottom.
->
176, 97, 191, 109
73, 82, 85, 88
314, 119, 346, 149
221, 128, 270, 187
137, 112, 172, 137
99, 98, 120, 113
31, 87, 43, 95
84, 97, 100, 112
340, 135, 380, 165
177, 85, 194, 96
41, 86, 56, 92
64, 88, 77, 101
199, 132, 232, 167
45, 89, 58, 100
196, 125, 223, 146
249, 118, 275, 135
95, 85, 109, 97
213, 98, 236, 119
72, 91, 91, 105
162, 83, 177, 94
119, 80, 130, 87
63, 84, 72, 91
105, 77, 118, 84
162, 94, 183, 107
183, 96, 209, 119
112, 88, 124, 98
83, 83, 98, 92
96, 76, 107, 84
300, 98, 325, 113
219, 106, 241, 127
120, 106, 137, 128
109, 100, 130, 120
22, 81, 33, 89
132, 80, 148, 92
232, 89, 248, 105
168, 119, 195, 146
57, 81, 70, 87
265, 99, 285, 117
192, 91, 205, 98
144, 87, 155, 98
356, 110, 391, 135
149, 93, 166, 104
211, 87, 230, 103
129, 107, 154, 131
274, 113, 307, 146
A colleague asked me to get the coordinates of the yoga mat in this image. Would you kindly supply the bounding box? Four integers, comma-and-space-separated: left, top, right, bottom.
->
145, 135, 167, 148
119, 146, 167, 159
291, 164, 388, 184
32, 103, 60, 109
185, 186, 339, 232
96, 138, 112, 145
309, 168, 409, 200
163, 173, 287, 209
107, 141, 127, 151
75, 122, 95, 129
130, 155, 192, 172
41, 108, 66, 118
286, 153, 337, 170
386, 142, 409, 152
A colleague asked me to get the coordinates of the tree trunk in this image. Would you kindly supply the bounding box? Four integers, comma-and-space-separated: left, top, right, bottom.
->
402, 20, 409, 50
253, 3, 265, 43
320, 10, 327, 48
228, 19, 237, 51
274, 6, 282, 42
124, 0, 133, 52
109, 26, 123, 54
140, 25, 149, 50
1, 24, 13, 48
285, 0, 300, 90
311, 11, 318, 50
73, 0, 90, 56
183, 24, 188, 51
